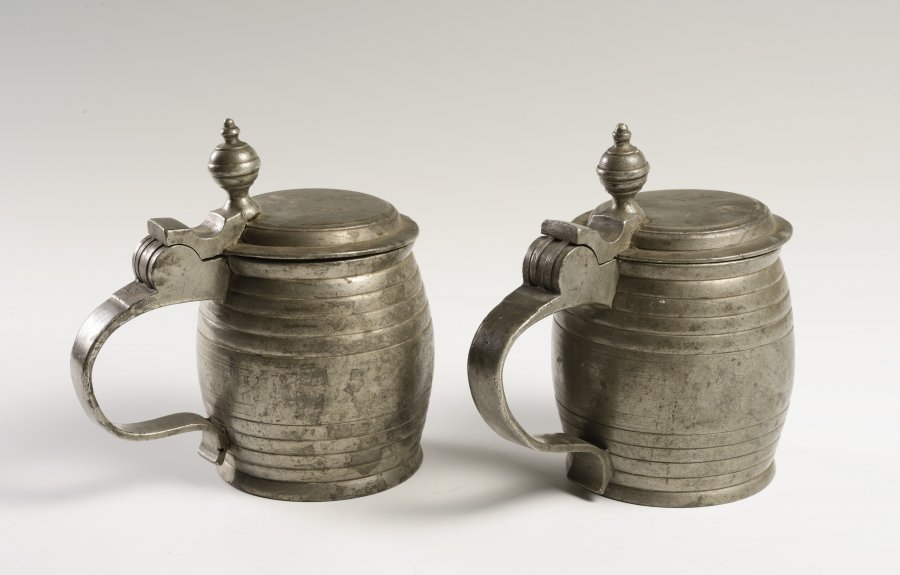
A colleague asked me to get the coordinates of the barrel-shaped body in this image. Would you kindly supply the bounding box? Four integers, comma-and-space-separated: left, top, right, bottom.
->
197, 246, 433, 501
553, 250, 793, 507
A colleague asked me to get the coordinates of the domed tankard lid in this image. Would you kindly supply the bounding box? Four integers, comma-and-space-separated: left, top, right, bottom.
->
227, 189, 418, 260
174, 119, 418, 261
575, 124, 791, 263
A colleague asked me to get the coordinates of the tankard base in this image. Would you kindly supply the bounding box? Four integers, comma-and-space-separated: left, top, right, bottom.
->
217, 446, 423, 501
595, 462, 776, 508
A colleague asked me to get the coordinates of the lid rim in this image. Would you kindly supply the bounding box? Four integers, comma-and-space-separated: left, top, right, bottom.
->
231, 188, 417, 260
576, 188, 792, 264
225, 238, 417, 261
615, 215, 792, 263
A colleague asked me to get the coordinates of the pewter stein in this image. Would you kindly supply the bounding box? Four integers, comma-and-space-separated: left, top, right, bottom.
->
72, 120, 434, 501
469, 124, 793, 507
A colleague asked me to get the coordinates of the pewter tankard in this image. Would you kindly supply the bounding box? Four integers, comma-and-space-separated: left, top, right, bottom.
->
468, 124, 793, 507
72, 120, 434, 501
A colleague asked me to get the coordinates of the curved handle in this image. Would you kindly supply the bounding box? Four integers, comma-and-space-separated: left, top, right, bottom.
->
468, 231, 623, 494
71, 237, 231, 464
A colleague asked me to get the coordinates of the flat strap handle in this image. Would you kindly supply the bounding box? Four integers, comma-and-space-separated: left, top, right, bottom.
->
468, 237, 621, 494
70, 239, 230, 464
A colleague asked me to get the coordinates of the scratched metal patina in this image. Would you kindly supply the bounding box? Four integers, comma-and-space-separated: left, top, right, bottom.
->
72, 120, 433, 501
469, 124, 793, 507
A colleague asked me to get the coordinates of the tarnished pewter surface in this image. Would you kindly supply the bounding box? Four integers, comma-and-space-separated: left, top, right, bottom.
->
228, 188, 420, 260
578, 189, 793, 263
198, 247, 433, 500
554, 252, 792, 507
469, 123, 794, 506
71, 119, 433, 500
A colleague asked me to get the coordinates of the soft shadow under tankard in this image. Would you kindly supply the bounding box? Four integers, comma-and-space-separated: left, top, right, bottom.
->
468, 124, 793, 507
71, 120, 434, 501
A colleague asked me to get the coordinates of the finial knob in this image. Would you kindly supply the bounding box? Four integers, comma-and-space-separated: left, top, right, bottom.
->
596, 123, 648, 221
208, 118, 261, 217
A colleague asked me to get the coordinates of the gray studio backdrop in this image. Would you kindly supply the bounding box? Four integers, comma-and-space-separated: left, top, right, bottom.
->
1, 1, 898, 573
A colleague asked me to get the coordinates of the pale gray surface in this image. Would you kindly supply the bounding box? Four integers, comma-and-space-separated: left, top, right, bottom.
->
469, 130, 795, 507
1, 1, 898, 573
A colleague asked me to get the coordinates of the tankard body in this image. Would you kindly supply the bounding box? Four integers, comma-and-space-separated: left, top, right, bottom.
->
198, 246, 432, 500
72, 120, 433, 501
554, 239, 792, 506
469, 125, 794, 507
